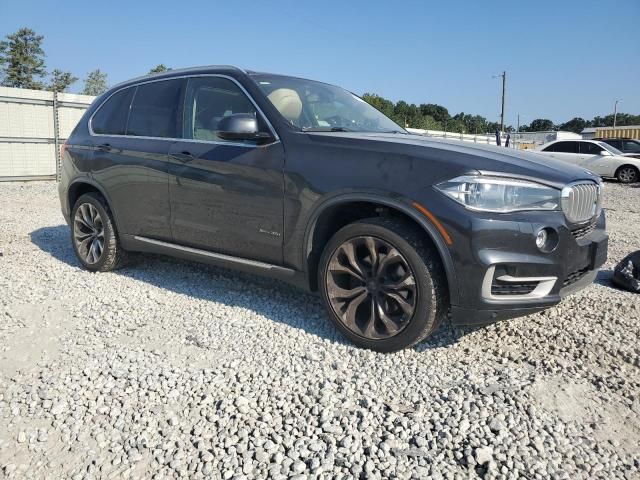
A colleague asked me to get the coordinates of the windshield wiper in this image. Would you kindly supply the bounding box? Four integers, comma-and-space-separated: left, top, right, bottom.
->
302, 126, 352, 132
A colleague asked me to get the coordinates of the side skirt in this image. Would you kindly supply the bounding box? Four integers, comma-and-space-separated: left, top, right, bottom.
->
120, 234, 311, 290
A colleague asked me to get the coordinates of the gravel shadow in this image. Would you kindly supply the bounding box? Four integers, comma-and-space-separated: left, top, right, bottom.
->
30, 225, 462, 350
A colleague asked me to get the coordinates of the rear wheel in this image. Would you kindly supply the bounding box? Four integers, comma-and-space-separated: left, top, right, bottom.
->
616, 165, 639, 184
71, 192, 127, 271
318, 217, 448, 352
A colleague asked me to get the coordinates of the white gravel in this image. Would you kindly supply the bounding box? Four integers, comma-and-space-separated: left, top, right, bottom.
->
0, 181, 639, 479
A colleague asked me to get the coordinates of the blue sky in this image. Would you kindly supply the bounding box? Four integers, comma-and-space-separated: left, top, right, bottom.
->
2, 0, 638, 126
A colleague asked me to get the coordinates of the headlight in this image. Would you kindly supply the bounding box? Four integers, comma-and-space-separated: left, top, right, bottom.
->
435, 175, 561, 213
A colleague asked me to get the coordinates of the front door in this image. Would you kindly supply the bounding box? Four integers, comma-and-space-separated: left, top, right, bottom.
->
168, 76, 284, 264
577, 142, 613, 176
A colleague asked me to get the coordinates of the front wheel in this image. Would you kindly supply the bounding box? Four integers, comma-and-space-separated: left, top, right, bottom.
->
318, 217, 448, 352
71, 192, 127, 271
616, 165, 639, 184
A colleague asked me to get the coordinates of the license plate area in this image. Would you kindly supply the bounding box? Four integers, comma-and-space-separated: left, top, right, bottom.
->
590, 236, 608, 269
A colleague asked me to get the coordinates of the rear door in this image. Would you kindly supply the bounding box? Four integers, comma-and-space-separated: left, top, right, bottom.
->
541, 141, 580, 165
168, 76, 284, 264
90, 81, 180, 240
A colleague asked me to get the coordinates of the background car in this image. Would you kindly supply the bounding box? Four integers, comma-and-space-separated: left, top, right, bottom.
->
594, 137, 640, 159
536, 139, 640, 183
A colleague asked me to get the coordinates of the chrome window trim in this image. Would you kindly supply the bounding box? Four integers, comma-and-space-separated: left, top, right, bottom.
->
88, 74, 280, 148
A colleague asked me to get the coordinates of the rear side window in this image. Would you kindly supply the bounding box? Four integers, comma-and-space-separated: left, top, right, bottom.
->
606, 139, 622, 149
623, 140, 640, 153
127, 79, 183, 138
91, 88, 135, 135
579, 142, 604, 155
552, 141, 578, 153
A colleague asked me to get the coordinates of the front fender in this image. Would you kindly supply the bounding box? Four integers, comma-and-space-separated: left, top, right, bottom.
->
302, 192, 459, 305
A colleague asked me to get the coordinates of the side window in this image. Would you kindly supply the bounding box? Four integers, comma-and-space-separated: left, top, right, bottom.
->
553, 141, 578, 153
580, 142, 604, 155
623, 140, 640, 153
127, 79, 183, 138
91, 88, 135, 135
542, 144, 556, 152
608, 139, 622, 149
183, 77, 260, 142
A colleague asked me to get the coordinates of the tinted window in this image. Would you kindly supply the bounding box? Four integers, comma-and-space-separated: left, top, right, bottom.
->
552, 141, 578, 153
623, 140, 640, 153
605, 139, 622, 149
579, 142, 605, 155
183, 77, 259, 142
91, 88, 134, 135
127, 79, 183, 138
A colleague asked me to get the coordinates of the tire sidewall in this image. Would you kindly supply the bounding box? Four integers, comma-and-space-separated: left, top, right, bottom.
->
71, 193, 116, 271
319, 220, 439, 352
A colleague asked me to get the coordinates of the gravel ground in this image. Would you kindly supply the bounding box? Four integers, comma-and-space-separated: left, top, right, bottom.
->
0, 181, 639, 480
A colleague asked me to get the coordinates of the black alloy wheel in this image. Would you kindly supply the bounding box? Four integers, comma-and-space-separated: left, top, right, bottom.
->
71, 192, 128, 271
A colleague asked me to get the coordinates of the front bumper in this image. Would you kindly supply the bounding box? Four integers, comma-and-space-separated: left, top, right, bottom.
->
449, 210, 607, 326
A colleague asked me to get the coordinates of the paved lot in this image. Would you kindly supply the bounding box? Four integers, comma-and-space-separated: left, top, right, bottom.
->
0, 181, 639, 479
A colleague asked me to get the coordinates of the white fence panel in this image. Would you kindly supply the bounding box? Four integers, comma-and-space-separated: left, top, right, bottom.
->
0, 87, 95, 180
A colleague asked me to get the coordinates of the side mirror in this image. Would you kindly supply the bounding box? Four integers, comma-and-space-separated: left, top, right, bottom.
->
599, 149, 612, 156
217, 114, 273, 144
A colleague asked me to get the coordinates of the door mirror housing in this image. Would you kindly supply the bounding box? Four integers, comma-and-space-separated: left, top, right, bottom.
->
217, 114, 273, 144
599, 149, 612, 156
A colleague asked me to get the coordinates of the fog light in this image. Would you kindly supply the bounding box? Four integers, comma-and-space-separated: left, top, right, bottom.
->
535, 227, 559, 253
536, 229, 548, 249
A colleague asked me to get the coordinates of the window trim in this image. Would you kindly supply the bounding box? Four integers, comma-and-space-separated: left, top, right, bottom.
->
88, 74, 280, 148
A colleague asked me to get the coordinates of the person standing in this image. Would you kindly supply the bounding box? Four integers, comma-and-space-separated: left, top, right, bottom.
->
495, 129, 501, 146
505, 133, 511, 148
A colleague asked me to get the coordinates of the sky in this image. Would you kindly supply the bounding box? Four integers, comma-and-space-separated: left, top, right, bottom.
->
1, 0, 639, 126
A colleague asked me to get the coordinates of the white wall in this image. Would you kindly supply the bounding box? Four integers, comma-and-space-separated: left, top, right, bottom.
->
0, 87, 95, 179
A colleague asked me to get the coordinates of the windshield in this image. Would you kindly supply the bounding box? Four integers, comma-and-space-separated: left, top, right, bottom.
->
252, 74, 405, 133
598, 141, 623, 155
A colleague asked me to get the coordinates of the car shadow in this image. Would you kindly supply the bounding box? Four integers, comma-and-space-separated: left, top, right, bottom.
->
30, 225, 467, 351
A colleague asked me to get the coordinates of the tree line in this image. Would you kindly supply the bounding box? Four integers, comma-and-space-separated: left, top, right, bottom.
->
1, 27, 637, 134
0, 28, 169, 96
362, 93, 640, 135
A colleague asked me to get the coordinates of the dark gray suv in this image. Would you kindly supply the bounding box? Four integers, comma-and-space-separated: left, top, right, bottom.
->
58, 66, 608, 351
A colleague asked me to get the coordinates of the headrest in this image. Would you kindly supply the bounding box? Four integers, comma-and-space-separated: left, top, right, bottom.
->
267, 88, 302, 123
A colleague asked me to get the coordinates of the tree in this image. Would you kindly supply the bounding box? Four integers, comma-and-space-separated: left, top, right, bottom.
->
362, 93, 395, 119
419, 104, 450, 124
82, 69, 108, 96
148, 64, 170, 74
558, 117, 589, 134
48, 69, 78, 92
0, 28, 47, 89
527, 119, 555, 132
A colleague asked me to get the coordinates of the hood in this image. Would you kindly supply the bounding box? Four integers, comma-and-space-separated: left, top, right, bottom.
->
306, 131, 599, 188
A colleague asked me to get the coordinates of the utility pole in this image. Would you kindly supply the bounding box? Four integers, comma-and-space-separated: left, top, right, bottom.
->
493, 71, 506, 133
613, 99, 621, 128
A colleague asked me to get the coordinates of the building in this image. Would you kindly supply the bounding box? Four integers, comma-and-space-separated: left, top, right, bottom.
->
581, 125, 640, 140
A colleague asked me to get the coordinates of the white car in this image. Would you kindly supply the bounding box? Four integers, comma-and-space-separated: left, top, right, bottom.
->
536, 139, 640, 183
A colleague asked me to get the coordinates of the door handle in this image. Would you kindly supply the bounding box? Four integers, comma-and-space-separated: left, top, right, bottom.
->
169, 152, 194, 163
97, 143, 111, 152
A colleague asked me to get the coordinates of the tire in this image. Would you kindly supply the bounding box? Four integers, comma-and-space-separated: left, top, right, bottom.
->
71, 192, 128, 271
616, 165, 639, 184
318, 217, 448, 352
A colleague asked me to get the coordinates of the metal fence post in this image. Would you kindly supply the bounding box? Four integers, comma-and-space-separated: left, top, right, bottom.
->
53, 91, 61, 182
